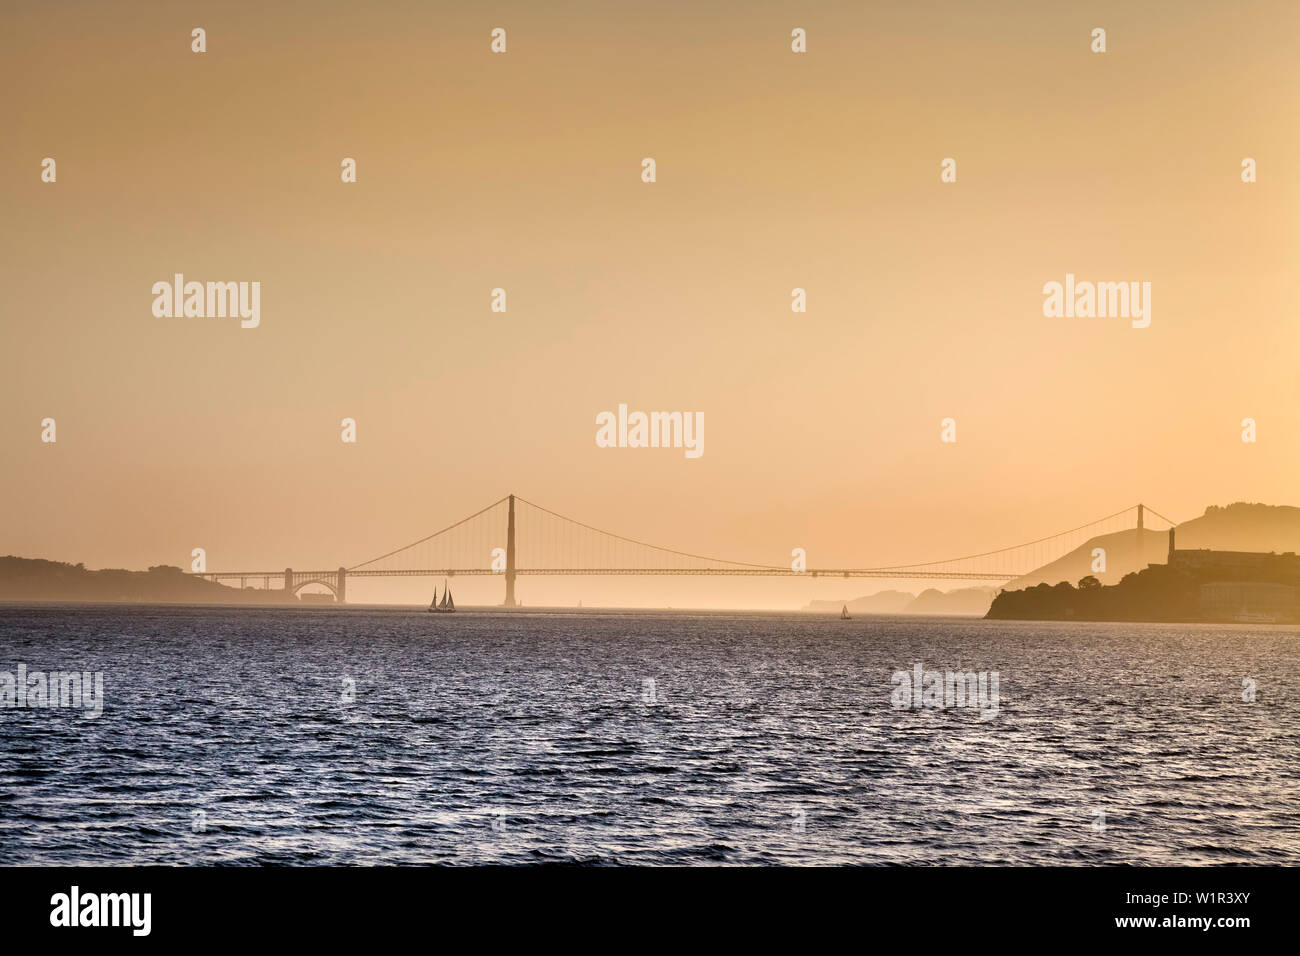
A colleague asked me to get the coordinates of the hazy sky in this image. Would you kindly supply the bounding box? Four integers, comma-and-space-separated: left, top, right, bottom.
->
2, 1, 1297, 606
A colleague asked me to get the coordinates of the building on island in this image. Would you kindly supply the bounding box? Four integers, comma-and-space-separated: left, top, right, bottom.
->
1164, 528, 1298, 621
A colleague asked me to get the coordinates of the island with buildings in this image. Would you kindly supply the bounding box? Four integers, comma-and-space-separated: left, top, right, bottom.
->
986, 528, 1299, 623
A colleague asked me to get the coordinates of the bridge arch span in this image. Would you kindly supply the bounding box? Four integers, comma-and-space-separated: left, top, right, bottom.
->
290, 577, 340, 599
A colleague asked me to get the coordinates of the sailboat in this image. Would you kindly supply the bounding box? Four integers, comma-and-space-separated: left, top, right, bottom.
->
428, 580, 456, 613
840, 604, 851, 620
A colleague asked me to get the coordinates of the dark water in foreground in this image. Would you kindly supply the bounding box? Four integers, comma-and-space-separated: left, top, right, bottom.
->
1, 605, 1297, 865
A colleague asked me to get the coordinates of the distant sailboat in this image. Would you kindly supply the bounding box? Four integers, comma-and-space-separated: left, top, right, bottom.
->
840, 604, 851, 620
429, 580, 456, 613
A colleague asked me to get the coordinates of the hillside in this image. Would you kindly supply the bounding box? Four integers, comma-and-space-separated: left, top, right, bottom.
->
806, 503, 1300, 617
1006, 502, 1300, 590
805, 586, 998, 617
1005, 528, 1168, 590
0, 557, 283, 604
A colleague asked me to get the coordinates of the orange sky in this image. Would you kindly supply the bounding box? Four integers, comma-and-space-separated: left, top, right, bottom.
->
2, 1, 1297, 606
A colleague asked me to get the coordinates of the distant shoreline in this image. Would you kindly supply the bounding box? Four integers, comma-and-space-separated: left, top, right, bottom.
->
1, 600, 1293, 627
6, 543, 1298, 624
0, 599, 969, 615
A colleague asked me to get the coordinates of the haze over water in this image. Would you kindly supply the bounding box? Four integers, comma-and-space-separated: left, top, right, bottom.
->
2, 605, 1295, 865
5, 1, 1299, 607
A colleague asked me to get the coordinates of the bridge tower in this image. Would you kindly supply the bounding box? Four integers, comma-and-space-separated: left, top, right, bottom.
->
337, 567, 347, 605
1136, 503, 1144, 571
284, 568, 293, 601
504, 494, 518, 607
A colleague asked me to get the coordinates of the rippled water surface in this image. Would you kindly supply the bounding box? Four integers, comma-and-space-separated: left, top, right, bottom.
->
1, 605, 1297, 865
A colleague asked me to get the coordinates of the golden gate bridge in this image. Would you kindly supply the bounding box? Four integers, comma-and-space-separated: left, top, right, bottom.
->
191, 495, 1179, 604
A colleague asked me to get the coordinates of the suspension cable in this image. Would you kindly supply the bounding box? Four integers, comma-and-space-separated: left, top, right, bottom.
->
513, 495, 786, 570
347, 496, 509, 570
863, 505, 1139, 571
